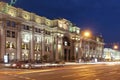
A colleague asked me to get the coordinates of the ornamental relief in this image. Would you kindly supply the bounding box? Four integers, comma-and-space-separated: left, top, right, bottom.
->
22, 12, 30, 20
35, 17, 41, 24
8, 8, 16, 17
45, 19, 51, 26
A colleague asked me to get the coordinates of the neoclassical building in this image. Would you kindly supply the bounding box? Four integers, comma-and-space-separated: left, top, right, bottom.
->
0, 2, 104, 63
80, 34, 104, 62
104, 48, 120, 61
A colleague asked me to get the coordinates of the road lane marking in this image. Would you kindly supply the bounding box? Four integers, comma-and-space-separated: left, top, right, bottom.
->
18, 69, 56, 74
13, 75, 18, 77
18, 76, 24, 78
95, 79, 100, 80
7, 74, 13, 76
71, 66, 88, 69
25, 77, 31, 80
62, 74, 79, 78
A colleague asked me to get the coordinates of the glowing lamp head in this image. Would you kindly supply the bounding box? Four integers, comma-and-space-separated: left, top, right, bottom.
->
83, 31, 91, 37
113, 45, 118, 50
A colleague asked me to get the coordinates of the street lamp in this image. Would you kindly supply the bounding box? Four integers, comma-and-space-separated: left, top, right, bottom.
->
83, 30, 92, 38
113, 45, 119, 50
80, 30, 92, 62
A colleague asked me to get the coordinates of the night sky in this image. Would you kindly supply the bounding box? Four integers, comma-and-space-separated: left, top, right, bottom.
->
6, 0, 120, 43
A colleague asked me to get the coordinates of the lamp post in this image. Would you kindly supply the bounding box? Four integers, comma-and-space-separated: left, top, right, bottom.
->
113, 44, 119, 61
80, 30, 92, 62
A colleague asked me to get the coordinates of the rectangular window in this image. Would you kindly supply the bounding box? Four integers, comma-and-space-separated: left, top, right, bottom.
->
47, 47, 50, 52
39, 29, 41, 33
35, 28, 41, 33
6, 30, 10, 37
22, 43, 25, 49
12, 31, 15, 38
45, 46, 47, 52
26, 26, 30, 30
35, 28, 37, 32
6, 20, 11, 26
48, 32, 50, 35
23, 25, 30, 30
11, 21, 16, 27
23, 25, 26, 29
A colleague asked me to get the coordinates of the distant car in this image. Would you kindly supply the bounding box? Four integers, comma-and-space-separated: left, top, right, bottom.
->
11, 61, 25, 69
11, 61, 34, 69
21, 63, 35, 69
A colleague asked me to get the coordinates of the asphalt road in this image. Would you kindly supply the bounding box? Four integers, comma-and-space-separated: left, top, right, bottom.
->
0, 63, 120, 80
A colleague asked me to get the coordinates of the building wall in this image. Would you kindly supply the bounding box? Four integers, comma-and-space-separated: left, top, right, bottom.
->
80, 36, 104, 62
0, 2, 104, 63
104, 48, 120, 61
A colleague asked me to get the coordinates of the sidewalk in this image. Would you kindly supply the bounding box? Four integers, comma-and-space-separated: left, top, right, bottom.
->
1, 62, 120, 69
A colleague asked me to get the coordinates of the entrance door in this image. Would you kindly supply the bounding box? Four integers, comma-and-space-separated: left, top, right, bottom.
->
64, 49, 67, 61
64, 49, 71, 61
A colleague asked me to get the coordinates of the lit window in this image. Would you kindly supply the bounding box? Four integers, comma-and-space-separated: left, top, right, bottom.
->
76, 47, 78, 52
12, 43, 15, 49
23, 34, 30, 43
6, 41, 10, 48
64, 41, 68, 46
22, 43, 25, 49
38, 54, 40, 60
11, 53, 15, 60
35, 54, 37, 60
35, 44, 37, 51
76, 30, 80, 34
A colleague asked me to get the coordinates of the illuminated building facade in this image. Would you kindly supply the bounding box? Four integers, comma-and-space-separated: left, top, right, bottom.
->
0, 2, 104, 63
104, 48, 120, 61
80, 35, 104, 62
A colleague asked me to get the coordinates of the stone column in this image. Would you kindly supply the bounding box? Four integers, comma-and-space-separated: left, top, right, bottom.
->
52, 34, 56, 62
41, 30, 45, 62
49, 33, 54, 62
1, 21, 6, 62
30, 26, 34, 61
55, 36, 59, 61
16, 23, 22, 61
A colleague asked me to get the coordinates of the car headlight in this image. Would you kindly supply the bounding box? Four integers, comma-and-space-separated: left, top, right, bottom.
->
12, 64, 16, 67
25, 64, 29, 68
21, 64, 24, 67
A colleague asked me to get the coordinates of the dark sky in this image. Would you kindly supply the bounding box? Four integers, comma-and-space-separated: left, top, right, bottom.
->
6, 0, 120, 43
